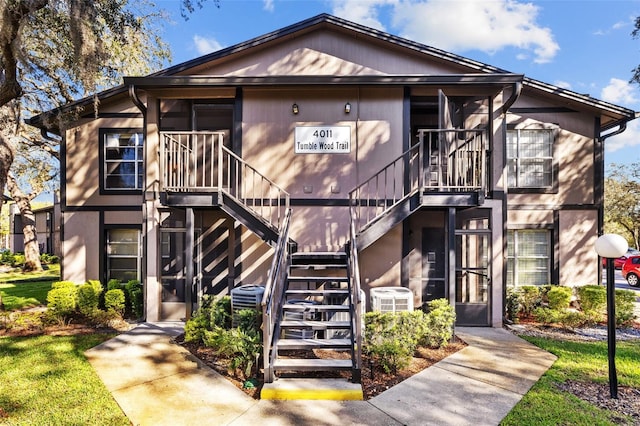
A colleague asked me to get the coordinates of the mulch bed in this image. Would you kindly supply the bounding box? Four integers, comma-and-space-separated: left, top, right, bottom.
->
179, 336, 467, 400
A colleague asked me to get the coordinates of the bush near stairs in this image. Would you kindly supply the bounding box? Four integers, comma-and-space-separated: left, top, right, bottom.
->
364, 298, 455, 374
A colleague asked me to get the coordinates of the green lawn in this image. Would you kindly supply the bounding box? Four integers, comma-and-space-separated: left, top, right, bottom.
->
0, 264, 60, 310
0, 334, 130, 425
501, 337, 640, 425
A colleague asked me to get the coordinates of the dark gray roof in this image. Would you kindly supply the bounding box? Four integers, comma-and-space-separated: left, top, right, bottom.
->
27, 13, 636, 131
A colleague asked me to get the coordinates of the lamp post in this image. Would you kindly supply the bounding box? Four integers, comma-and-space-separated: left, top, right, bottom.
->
594, 234, 628, 399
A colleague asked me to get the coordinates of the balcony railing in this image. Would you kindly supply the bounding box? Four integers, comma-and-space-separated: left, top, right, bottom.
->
349, 128, 487, 232
160, 131, 290, 229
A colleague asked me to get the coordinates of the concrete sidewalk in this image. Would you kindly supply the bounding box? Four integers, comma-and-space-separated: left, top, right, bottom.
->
85, 324, 557, 426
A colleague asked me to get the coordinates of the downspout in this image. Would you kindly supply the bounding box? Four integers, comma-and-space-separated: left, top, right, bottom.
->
128, 84, 149, 319
500, 81, 521, 326
501, 82, 522, 114
596, 117, 632, 285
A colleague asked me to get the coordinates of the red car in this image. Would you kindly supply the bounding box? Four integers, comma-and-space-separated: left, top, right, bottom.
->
622, 255, 640, 287
603, 248, 640, 269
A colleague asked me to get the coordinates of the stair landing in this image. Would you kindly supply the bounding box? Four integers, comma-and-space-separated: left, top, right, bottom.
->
261, 378, 363, 400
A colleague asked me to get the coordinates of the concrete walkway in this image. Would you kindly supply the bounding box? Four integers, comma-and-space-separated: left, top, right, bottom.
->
85, 324, 557, 426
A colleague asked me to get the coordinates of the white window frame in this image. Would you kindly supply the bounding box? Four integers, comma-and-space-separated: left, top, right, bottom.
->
106, 228, 141, 283
102, 130, 144, 191
507, 229, 551, 287
507, 129, 554, 189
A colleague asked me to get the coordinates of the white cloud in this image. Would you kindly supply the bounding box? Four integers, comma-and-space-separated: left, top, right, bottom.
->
263, 0, 274, 12
331, 0, 394, 31
331, 0, 559, 64
605, 119, 640, 153
554, 80, 572, 90
601, 78, 639, 105
193, 35, 223, 55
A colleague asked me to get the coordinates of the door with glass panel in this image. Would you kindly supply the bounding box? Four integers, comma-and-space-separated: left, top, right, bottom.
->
455, 231, 491, 325
160, 228, 200, 320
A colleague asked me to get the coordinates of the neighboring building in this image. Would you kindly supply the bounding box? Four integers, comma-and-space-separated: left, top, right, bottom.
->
27, 14, 635, 331
9, 198, 61, 257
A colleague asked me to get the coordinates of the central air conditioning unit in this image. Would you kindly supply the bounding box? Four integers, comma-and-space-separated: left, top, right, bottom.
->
230, 284, 265, 327
370, 287, 414, 313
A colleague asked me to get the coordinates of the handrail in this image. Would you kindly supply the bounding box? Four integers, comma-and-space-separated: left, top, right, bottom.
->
348, 207, 363, 382
349, 128, 486, 233
160, 131, 290, 230
261, 208, 292, 383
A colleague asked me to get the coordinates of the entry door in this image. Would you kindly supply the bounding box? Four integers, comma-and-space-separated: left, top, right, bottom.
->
159, 228, 200, 320
455, 232, 491, 325
422, 228, 446, 304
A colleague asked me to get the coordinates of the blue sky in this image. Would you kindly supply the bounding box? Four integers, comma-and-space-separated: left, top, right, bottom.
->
155, 0, 640, 171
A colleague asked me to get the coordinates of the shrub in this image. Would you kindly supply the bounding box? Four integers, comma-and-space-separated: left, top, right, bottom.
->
40, 253, 60, 264
364, 310, 424, 374
77, 283, 99, 316
505, 287, 521, 323
203, 323, 262, 380
104, 289, 126, 316
421, 298, 456, 347
46, 281, 78, 317
533, 307, 588, 329
0, 250, 14, 266
184, 296, 232, 344
12, 253, 25, 268
520, 286, 542, 315
615, 289, 637, 326
547, 286, 572, 311
212, 296, 232, 329
87, 280, 103, 296
576, 285, 606, 318
107, 279, 123, 291
125, 280, 144, 319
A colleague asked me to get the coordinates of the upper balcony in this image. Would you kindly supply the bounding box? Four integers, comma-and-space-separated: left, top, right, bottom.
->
159, 131, 290, 240
349, 128, 488, 247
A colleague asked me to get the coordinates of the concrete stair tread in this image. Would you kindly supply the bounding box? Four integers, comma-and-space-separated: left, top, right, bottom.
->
283, 303, 350, 311
274, 358, 353, 370
280, 320, 350, 329
278, 338, 351, 349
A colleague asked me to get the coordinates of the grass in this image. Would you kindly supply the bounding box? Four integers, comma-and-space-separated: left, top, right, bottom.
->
0, 334, 130, 425
500, 337, 640, 425
0, 264, 60, 310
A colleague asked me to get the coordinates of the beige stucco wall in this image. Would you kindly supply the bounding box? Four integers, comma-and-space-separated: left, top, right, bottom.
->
61, 211, 100, 283
559, 210, 599, 286
359, 223, 403, 310
242, 86, 403, 249
192, 29, 466, 77
65, 116, 144, 207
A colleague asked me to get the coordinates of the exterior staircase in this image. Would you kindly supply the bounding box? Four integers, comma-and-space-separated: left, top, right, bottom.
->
273, 252, 358, 377
262, 251, 363, 400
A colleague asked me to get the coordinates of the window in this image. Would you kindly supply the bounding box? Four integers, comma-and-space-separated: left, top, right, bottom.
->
106, 229, 141, 282
101, 130, 144, 191
507, 129, 553, 188
507, 230, 551, 287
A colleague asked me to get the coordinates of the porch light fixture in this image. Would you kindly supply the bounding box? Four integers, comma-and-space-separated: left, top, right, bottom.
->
292, 103, 299, 115
594, 233, 628, 399
344, 102, 351, 114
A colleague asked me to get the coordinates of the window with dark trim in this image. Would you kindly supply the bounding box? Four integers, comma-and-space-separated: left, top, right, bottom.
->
507, 129, 554, 189
100, 129, 144, 191
106, 228, 141, 282
507, 229, 551, 287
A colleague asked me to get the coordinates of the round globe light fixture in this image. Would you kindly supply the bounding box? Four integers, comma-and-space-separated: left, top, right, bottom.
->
595, 234, 628, 259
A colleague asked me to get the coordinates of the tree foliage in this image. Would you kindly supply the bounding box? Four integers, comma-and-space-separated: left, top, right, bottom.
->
604, 162, 640, 249
0, 0, 218, 270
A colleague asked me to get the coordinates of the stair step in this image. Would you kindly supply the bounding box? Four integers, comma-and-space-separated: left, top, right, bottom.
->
289, 264, 348, 270
285, 289, 349, 296
291, 252, 347, 264
278, 338, 351, 350
280, 320, 350, 329
261, 378, 363, 401
283, 304, 350, 312
273, 358, 353, 371
288, 276, 349, 283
